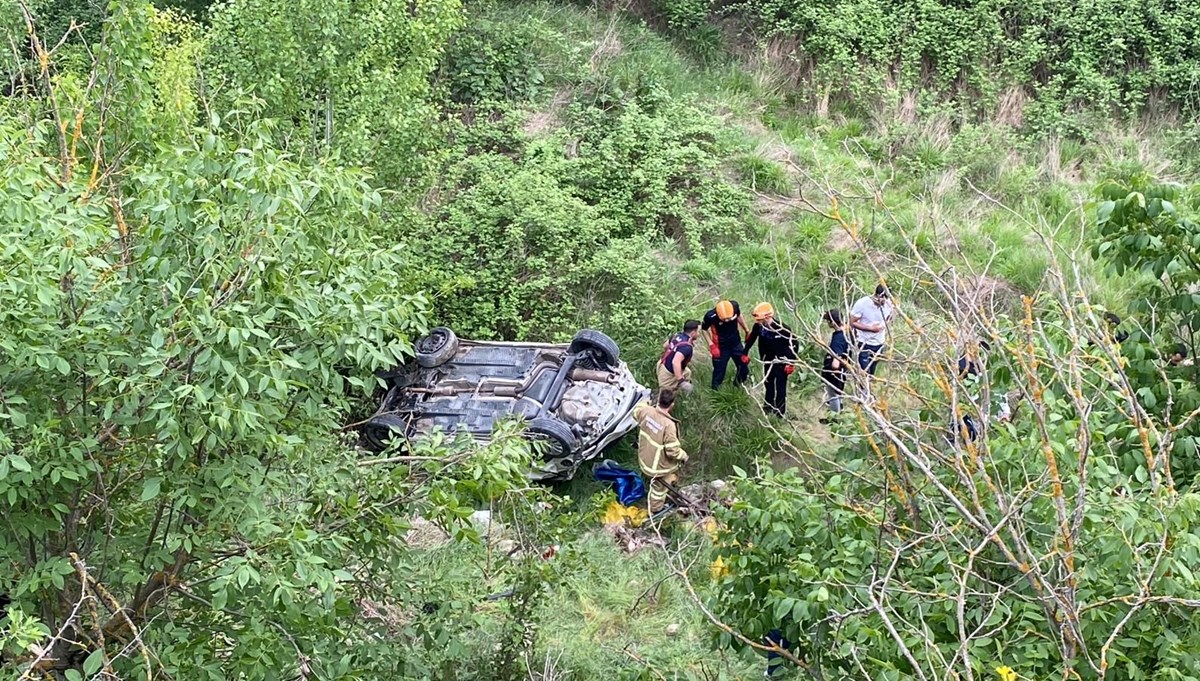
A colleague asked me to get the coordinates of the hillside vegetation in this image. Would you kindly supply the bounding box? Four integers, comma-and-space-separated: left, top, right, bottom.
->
3, 0, 1200, 679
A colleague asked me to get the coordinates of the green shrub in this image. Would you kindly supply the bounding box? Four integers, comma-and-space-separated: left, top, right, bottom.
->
727, 0, 1200, 126
440, 17, 549, 104
414, 87, 751, 341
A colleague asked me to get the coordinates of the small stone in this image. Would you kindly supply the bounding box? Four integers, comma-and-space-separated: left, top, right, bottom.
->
665, 623, 681, 637
495, 539, 517, 556
710, 479, 727, 493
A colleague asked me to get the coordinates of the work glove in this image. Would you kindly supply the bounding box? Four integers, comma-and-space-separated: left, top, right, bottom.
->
709, 343, 720, 359
739, 354, 751, 365
784, 365, 795, 375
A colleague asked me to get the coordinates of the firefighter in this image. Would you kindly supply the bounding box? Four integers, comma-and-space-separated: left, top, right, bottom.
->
633, 389, 688, 515
743, 302, 799, 417
702, 299, 751, 390
657, 320, 701, 394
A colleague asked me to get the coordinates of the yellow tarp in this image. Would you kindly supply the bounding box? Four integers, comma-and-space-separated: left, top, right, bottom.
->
602, 500, 648, 528
710, 555, 730, 580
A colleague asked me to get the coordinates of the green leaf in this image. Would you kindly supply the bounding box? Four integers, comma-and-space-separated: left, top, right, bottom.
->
83, 649, 104, 676
55, 356, 71, 376
66, 670, 83, 681
141, 477, 163, 501
9, 455, 31, 473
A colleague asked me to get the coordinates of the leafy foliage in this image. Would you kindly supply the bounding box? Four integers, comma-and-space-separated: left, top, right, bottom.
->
1093, 178, 1200, 486
709, 305, 1200, 679
410, 89, 749, 341
439, 16, 549, 104
205, 0, 463, 184
728, 0, 1200, 129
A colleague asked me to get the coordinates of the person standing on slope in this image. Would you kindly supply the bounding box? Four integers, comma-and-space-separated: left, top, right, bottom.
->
632, 389, 688, 516
658, 320, 701, 394
702, 299, 751, 390
743, 302, 799, 417
850, 284, 895, 380
819, 309, 850, 423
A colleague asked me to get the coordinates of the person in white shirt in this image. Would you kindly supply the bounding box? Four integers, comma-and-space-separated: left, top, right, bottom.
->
849, 284, 894, 376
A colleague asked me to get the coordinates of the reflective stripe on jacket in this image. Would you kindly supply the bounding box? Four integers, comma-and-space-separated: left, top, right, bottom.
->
633, 402, 687, 477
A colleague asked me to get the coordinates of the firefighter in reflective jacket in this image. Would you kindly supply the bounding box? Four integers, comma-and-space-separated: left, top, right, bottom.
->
633, 389, 688, 514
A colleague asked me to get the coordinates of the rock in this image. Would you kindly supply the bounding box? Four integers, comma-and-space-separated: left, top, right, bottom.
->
710, 479, 727, 493
470, 510, 506, 539
495, 539, 517, 556
665, 623, 681, 637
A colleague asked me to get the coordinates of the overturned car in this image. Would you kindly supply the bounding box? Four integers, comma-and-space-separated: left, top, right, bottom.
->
362, 328, 650, 481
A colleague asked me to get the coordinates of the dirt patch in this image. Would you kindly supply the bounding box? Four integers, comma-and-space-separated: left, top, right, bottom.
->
751, 192, 799, 226
404, 517, 450, 549
359, 598, 413, 635
827, 225, 857, 251
523, 87, 574, 138
954, 273, 1020, 314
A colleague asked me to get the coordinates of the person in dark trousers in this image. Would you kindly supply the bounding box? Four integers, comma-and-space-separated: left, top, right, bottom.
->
850, 284, 895, 377
744, 302, 799, 417
763, 627, 793, 677
819, 309, 849, 424
954, 341, 990, 442
702, 299, 751, 390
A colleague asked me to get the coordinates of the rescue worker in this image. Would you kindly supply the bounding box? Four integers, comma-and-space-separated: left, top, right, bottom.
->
743, 302, 799, 417
701, 299, 751, 390
658, 320, 701, 394
633, 389, 688, 515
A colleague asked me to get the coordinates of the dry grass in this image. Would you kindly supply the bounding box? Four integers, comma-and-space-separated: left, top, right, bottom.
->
996, 85, 1028, 128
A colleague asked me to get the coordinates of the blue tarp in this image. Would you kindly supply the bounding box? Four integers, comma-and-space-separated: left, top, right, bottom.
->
593, 459, 646, 506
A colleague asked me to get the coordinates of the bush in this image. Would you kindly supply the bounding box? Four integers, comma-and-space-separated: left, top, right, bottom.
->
727, 0, 1200, 127
440, 17, 550, 105
413, 88, 751, 341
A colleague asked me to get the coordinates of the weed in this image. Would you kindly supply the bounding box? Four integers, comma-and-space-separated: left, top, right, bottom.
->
732, 153, 792, 194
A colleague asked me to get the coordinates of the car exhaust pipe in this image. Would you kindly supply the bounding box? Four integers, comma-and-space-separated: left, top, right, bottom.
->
568, 368, 615, 383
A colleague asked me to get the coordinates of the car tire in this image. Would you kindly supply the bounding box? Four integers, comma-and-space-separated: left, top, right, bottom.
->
568, 329, 620, 369
525, 417, 579, 462
415, 327, 459, 368
361, 413, 410, 452
363, 424, 395, 452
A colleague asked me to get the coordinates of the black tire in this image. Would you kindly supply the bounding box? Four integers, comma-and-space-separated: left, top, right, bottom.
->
361, 414, 410, 452
568, 329, 620, 369
525, 417, 579, 462
415, 327, 459, 368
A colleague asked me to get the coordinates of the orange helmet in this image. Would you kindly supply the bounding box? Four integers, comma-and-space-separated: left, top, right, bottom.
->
751, 302, 774, 321
715, 300, 735, 322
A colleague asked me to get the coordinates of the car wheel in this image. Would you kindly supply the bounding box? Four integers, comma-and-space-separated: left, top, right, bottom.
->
525, 417, 579, 462
568, 329, 620, 370
415, 327, 459, 368
363, 423, 397, 452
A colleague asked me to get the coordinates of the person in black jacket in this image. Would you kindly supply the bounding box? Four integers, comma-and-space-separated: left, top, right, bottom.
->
819, 309, 849, 423
744, 302, 799, 417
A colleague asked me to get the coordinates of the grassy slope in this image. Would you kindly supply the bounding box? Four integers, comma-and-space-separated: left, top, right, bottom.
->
425, 3, 1188, 676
